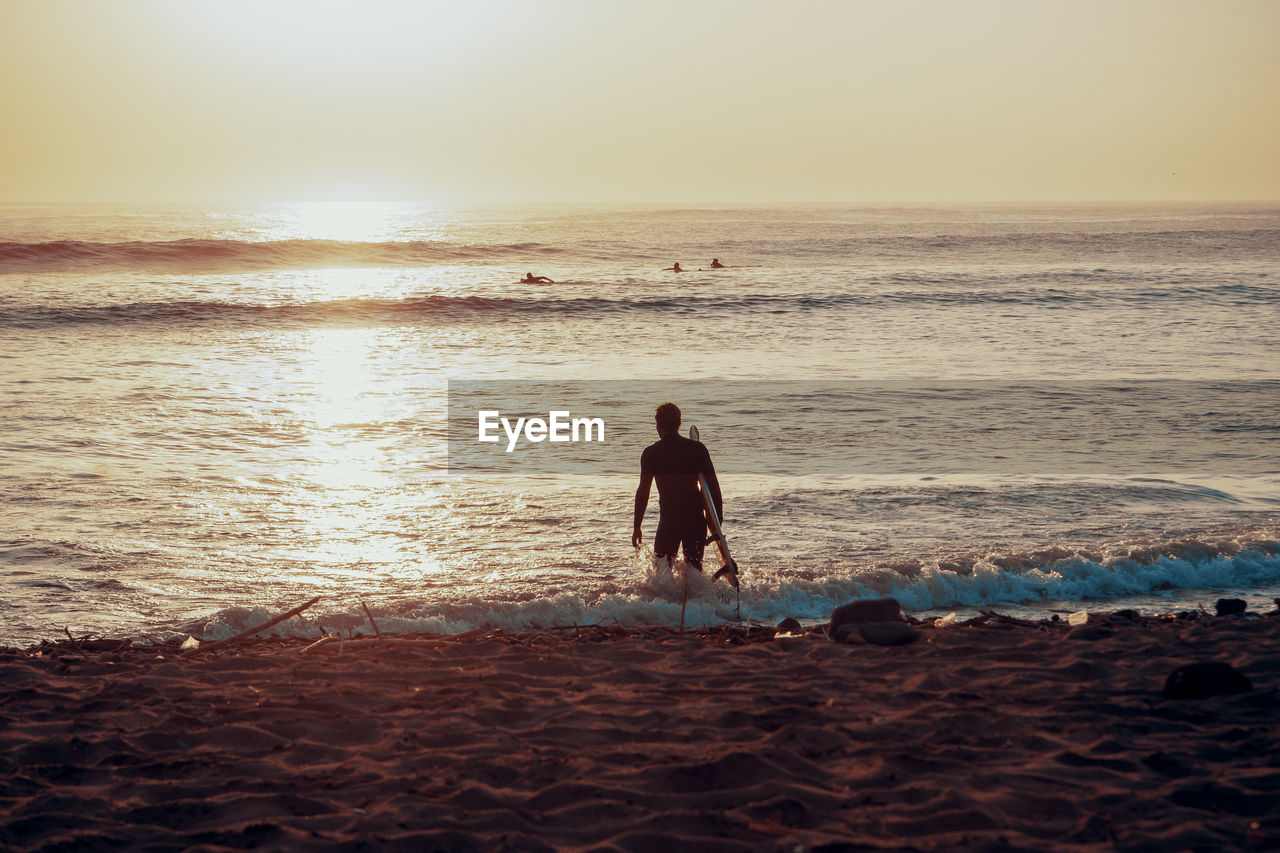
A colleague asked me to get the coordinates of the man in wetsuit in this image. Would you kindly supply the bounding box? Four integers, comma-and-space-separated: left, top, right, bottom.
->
631, 402, 723, 572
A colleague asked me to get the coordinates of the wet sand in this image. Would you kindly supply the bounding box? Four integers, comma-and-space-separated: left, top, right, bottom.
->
3, 611, 1279, 852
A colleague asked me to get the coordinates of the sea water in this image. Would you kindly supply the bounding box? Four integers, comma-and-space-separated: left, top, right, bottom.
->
1, 202, 1277, 645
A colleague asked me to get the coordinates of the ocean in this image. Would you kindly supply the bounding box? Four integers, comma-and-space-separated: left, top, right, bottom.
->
1, 202, 1277, 646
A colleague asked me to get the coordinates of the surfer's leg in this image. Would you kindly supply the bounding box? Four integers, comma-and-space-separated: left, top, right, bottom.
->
653, 522, 680, 566
680, 525, 705, 572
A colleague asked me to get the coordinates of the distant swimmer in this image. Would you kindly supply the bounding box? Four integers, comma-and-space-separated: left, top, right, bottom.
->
663, 263, 684, 273
710, 258, 726, 269
522, 272, 554, 283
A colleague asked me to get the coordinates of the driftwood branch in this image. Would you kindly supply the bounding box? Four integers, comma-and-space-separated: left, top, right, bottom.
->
300, 635, 341, 654
304, 637, 450, 652
189, 597, 321, 654
360, 600, 384, 643
978, 609, 1041, 627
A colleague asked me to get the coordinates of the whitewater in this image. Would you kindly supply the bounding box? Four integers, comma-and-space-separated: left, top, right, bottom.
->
1, 202, 1277, 646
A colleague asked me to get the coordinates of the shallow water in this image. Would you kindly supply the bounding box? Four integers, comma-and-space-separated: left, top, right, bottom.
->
1, 203, 1277, 645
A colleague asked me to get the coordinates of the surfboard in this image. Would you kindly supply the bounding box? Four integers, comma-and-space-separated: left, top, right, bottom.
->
688, 425, 739, 589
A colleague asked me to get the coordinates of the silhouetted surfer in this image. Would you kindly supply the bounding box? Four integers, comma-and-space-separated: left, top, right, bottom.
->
663, 263, 684, 272
632, 402, 723, 573
522, 272, 553, 283
710, 258, 725, 268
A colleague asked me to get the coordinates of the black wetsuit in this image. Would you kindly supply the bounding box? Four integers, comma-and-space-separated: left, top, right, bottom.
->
633, 433, 723, 570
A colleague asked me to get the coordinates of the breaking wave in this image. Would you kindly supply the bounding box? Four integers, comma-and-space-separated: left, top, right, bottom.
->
0, 238, 564, 272
3, 282, 1276, 329
171, 537, 1280, 641
4, 226, 1278, 273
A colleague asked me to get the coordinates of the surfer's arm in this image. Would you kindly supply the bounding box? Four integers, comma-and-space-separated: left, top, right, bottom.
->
633, 475, 653, 528
633, 454, 654, 546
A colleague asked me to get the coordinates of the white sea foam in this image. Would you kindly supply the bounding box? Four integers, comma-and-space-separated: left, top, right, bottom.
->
163, 545, 1280, 643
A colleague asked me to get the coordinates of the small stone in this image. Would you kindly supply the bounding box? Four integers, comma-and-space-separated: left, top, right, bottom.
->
834, 624, 867, 645
1214, 598, 1247, 617
857, 622, 919, 647
829, 598, 903, 636
1162, 661, 1252, 700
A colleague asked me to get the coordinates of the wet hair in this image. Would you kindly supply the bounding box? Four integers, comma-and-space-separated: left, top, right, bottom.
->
655, 402, 681, 431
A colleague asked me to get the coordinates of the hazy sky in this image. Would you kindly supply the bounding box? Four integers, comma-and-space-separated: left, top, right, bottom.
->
2, 0, 1277, 203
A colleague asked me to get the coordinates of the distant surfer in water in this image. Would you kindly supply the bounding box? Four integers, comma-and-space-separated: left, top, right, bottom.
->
522, 272, 553, 283
632, 402, 723, 574
663, 263, 684, 273
709, 258, 725, 268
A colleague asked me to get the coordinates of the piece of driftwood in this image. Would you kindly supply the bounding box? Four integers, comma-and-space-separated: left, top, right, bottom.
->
189, 597, 321, 654
979, 609, 1041, 627
360, 600, 384, 643
300, 635, 340, 654
304, 637, 451, 652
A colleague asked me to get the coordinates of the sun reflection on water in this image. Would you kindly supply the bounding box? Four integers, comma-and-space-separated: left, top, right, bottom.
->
254, 201, 449, 243
279, 326, 439, 572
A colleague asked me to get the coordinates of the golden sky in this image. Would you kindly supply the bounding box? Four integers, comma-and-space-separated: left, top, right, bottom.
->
2, 0, 1277, 203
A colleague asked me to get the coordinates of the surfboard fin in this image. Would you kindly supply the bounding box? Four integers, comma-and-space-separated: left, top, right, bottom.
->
713, 559, 739, 589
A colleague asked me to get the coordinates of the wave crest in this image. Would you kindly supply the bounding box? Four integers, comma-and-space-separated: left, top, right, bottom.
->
165, 537, 1280, 641
0, 238, 562, 272
4, 282, 1277, 330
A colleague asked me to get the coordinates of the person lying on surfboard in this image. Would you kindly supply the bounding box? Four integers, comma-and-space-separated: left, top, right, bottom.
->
632, 402, 723, 574
663, 263, 684, 272
522, 272, 554, 283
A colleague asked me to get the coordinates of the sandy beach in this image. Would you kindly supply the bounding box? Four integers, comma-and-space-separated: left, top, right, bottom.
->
2, 607, 1278, 852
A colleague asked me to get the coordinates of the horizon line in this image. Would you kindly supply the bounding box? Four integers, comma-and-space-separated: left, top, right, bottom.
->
2, 198, 1279, 208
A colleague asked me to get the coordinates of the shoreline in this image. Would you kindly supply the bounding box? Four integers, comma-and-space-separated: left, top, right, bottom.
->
6, 526, 1278, 650
3, 611, 1279, 851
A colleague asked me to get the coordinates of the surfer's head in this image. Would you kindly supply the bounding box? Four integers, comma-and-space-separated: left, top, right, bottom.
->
655, 402, 681, 435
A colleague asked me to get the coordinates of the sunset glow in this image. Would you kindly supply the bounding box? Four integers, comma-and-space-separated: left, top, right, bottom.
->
2, 0, 1277, 203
